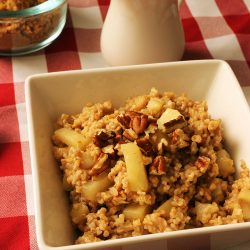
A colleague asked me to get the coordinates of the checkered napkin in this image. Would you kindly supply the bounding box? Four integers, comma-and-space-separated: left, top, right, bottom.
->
0, 0, 249, 249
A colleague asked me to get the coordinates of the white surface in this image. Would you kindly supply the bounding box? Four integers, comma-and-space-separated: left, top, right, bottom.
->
243, 0, 250, 11
25, 60, 250, 250
79, 52, 108, 69
70, 6, 103, 29
12, 54, 48, 82
187, 0, 221, 17
205, 35, 245, 61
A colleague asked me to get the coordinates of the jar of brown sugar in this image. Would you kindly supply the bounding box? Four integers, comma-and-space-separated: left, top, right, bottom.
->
0, 0, 67, 56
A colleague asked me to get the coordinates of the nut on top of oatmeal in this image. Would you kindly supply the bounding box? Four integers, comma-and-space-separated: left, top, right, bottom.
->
52, 88, 250, 244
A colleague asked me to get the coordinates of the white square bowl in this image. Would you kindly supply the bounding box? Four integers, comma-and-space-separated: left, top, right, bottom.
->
25, 60, 250, 250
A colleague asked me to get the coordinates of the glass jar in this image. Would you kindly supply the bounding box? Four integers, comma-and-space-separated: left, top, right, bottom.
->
0, 0, 67, 56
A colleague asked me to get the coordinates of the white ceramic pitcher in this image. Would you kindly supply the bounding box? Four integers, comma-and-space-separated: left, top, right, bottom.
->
101, 0, 184, 66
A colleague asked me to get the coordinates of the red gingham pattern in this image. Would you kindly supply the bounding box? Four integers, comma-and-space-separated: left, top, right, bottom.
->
0, 1, 250, 249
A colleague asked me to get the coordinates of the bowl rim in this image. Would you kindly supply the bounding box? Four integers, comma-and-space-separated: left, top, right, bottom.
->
0, 0, 66, 18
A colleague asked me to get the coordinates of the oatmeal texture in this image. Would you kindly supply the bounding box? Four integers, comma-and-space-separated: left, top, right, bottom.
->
52, 88, 250, 244
0, 0, 61, 51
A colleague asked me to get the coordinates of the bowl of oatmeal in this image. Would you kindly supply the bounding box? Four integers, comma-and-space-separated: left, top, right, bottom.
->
25, 60, 250, 250
0, 0, 67, 56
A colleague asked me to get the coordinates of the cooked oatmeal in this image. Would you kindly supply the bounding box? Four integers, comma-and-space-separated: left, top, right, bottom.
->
52, 88, 250, 243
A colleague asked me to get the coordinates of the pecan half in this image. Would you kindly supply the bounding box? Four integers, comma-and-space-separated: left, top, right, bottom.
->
131, 114, 149, 134
149, 156, 166, 175
88, 152, 110, 176
117, 111, 149, 135
93, 131, 116, 147
136, 137, 155, 156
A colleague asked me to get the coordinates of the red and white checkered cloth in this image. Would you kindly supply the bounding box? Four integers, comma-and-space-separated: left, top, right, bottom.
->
0, 0, 249, 249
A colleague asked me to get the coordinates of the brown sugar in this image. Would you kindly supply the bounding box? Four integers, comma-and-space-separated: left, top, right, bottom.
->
0, 0, 47, 11
0, 0, 62, 53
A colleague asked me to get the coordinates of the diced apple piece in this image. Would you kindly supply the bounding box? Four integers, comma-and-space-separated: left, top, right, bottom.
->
133, 95, 149, 111
80, 151, 95, 169
211, 178, 226, 203
123, 203, 150, 221
238, 189, 250, 220
147, 98, 164, 115
70, 202, 89, 224
121, 143, 149, 192
157, 108, 186, 133
216, 149, 235, 178
156, 198, 173, 217
54, 127, 90, 149
81, 172, 112, 201
195, 201, 219, 224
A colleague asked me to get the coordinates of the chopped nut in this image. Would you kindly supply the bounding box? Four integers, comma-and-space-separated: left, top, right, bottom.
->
117, 114, 131, 129
101, 145, 117, 159
195, 156, 210, 173
149, 156, 166, 175
123, 128, 138, 141
117, 111, 149, 135
88, 153, 110, 176
114, 143, 124, 156
171, 130, 178, 144
114, 130, 124, 144
125, 111, 140, 119
171, 129, 189, 148
142, 155, 153, 165
145, 122, 158, 135
93, 131, 116, 148
136, 137, 155, 156
131, 114, 149, 134
157, 138, 168, 155
157, 108, 187, 133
